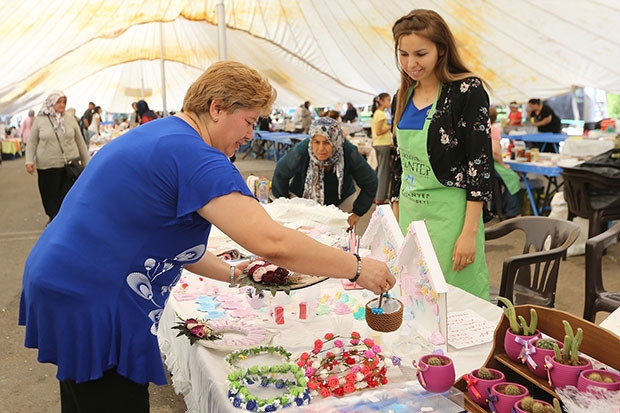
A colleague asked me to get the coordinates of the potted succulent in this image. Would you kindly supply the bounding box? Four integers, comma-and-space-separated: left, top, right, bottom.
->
497, 297, 541, 363
413, 354, 455, 393
544, 320, 593, 389
577, 368, 620, 392
527, 338, 563, 378
488, 382, 529, 413
465, 367, 505, 407
513, 396, 562, 413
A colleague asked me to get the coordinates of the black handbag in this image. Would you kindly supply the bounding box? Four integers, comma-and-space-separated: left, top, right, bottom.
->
48, 116, 84, 181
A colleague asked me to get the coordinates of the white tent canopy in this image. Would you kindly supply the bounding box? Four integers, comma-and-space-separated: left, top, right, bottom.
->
1, 0, 620, 116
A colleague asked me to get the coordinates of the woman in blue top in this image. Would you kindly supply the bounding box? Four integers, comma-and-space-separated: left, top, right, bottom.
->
272, 117, 378, 229
390, 10, 493, 300
19, 61, 395, 412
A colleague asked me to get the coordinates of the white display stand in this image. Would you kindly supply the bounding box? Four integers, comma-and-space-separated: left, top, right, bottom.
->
359, 205, 404, 296
396, 220, 448, 352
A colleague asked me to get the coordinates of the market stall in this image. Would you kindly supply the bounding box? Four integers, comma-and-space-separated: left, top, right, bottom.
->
156, 199, 503, 412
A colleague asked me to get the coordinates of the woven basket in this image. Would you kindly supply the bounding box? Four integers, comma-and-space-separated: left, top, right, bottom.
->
365, 297, 403, 332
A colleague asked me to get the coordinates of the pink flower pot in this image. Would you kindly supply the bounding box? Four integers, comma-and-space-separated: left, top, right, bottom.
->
577, 369, 620, 392
465, 368, 505, 407
527, 338, 563, 378
544, 355, 593, 389
512, 398, 552, 413
503, 329, 541, 363
414, 354, 455, 393
488, 383, 529, 413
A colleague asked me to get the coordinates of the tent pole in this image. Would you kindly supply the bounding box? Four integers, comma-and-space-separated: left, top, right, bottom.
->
217, 0, 227, 60
159, 22, 168, 117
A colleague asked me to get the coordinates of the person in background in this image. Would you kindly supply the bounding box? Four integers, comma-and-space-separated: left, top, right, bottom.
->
326, 109, 341, 121
88, 106, 102, 141
527, 98, 562, 152
24, 91, 90, 222
80, 102, 95, 146
136, 100, 158, 125
20, 109, 35, 146
129, 102, 140, 128
489, 107, 521, 219
301, 100, 313, 133
257, 115, 272, 131
507, 101, 522, 126
390, 9, 492, 300
272, 117, 378, 229
371, 92, 393, 205
19, 61, 394, 412
342, 102, 358, 123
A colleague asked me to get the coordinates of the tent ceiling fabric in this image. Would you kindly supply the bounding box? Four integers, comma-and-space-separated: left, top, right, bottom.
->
1, 0, 620, 115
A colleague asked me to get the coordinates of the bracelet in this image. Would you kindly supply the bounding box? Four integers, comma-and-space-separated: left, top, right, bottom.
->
229, 265, 236, 288
348, 253, 362, 283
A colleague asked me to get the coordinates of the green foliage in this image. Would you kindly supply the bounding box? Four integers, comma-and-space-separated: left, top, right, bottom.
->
502, 384, 523, 395
426, 356, 443, 366
535, 338, 557, 350
497, 297, 538, 335
475, 367, 499, 380
607, 93, 620, 118
552, 320, 584, 366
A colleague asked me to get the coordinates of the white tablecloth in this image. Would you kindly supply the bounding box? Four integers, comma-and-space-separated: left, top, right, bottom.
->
157, 275, 502, 412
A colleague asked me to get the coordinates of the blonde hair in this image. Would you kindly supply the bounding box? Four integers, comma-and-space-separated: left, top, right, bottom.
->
391, 9, 482, 128
182, 60, 277, 116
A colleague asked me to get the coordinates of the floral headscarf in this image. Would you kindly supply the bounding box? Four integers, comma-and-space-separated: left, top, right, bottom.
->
37, 90, 66, 133
302, 117, 345, 204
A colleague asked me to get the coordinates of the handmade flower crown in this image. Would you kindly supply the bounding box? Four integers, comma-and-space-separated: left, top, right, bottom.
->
237, 258, 299, 296
296, 332, 388, 397
227, 363, 311, 411
226, 345, 292, 370
171, 315, 221, 345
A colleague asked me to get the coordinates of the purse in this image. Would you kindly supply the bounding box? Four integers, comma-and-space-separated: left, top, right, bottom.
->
48, 116, 84, 181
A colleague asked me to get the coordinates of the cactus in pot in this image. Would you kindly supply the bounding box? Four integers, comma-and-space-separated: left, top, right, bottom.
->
497, 296, 537, 335
552, 320, 583, 366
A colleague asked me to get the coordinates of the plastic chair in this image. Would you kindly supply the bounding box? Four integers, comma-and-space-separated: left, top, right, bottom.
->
562, 166, 620, 239
583, 222, 620, 322
485, 216, 580, 308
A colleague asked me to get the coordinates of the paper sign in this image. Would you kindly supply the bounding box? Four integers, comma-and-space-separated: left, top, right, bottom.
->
447, 309, 497, 349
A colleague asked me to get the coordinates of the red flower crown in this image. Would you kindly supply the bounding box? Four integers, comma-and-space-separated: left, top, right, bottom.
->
296, 332, 388, 397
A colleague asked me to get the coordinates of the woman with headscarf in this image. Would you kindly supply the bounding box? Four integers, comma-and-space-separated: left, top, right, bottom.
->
25, 91, 90, 222
136, 100, 159, 125
272, 117, 378, 229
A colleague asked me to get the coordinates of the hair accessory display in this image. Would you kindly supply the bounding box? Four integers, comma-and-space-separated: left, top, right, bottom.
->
227, 363, 311, 411
226, 345, 292, 369
296, 332, 388, 397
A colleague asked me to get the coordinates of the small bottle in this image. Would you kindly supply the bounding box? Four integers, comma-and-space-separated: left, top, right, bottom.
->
257, 178, 269, 204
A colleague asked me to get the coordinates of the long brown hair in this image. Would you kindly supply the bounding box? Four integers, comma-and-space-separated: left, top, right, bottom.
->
391, 9, 480, 128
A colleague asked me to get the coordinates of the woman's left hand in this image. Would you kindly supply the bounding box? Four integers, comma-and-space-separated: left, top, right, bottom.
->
452, 231, 477, 272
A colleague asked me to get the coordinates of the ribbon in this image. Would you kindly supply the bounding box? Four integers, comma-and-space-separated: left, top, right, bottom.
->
487, 388, 498, 413
464, 374, 482, 400
514, 335, 538, 367
544, 355, 554, 386
412, 360, 428, 388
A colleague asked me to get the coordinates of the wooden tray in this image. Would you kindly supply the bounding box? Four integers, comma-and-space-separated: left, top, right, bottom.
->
453, 305, 620, 412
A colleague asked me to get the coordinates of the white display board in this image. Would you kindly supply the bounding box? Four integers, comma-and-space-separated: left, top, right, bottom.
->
395, 220, 448, 352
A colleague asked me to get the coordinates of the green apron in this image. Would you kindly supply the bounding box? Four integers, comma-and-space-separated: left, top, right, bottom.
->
494, 161, 521, 195
397, 87, 489, 300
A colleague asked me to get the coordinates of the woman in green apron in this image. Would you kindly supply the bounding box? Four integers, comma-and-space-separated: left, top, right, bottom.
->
390, 10, 493, 300
490, 107, 522, 218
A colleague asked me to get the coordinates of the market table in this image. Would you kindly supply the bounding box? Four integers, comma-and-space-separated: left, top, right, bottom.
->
157, 275, 503, 412
501, 132, 569, 153
254, 131, 308, 161
504, 160, 563, 216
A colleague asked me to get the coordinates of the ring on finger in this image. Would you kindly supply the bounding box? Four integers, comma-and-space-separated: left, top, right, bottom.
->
465, 258, 473, 264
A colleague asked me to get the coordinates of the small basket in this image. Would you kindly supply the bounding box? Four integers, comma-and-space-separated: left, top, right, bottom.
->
365, 294, 403, 332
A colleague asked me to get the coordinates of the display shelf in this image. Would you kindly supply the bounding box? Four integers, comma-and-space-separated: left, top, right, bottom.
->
454, 305, 620, 412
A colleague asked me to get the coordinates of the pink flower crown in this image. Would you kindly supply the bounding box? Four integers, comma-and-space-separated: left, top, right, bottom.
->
295, 332, 388, 398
